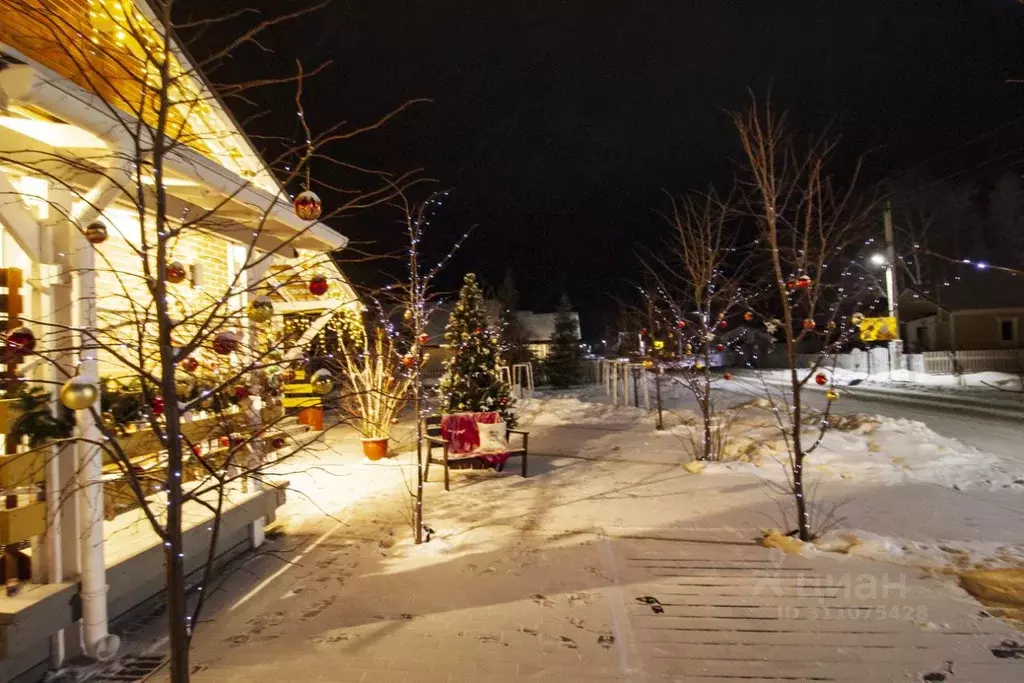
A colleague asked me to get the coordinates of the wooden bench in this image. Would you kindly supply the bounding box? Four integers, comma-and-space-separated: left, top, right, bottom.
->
424, 413, 529, 491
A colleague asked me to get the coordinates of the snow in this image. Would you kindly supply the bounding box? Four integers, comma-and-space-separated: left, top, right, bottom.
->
755, 367, 1024, 394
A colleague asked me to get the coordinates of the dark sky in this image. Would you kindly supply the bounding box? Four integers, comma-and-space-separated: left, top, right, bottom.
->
177, 1, 1024, 339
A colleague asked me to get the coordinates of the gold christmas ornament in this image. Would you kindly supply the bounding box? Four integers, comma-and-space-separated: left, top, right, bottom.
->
60, 376, 99, 410
826, 389, 840, 402
850, 312, 865, 326
248, 295, 274, 323
310, 368, 334, 394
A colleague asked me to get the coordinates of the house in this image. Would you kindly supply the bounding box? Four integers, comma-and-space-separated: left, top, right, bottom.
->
518, 310, 580, 359
0, 2, 359, 679
898, 270, 1024, 352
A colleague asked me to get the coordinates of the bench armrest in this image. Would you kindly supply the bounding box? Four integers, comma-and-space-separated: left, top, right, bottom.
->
425, 435, 448, 445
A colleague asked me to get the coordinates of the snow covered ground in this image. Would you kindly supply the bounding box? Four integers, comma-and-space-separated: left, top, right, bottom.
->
755, 367, 1024, 394
516, 385, 1024, 576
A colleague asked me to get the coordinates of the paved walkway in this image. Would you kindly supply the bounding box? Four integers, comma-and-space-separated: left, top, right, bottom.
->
112, 422, 1024, 683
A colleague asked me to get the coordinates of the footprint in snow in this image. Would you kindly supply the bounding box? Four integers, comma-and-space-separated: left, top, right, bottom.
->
532, 593, 556, 607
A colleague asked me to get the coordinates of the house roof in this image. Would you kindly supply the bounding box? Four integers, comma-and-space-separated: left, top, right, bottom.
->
900, 268, 1024, 312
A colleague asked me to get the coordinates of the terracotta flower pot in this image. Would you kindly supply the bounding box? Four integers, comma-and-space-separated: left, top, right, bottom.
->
361, 437, 389, 461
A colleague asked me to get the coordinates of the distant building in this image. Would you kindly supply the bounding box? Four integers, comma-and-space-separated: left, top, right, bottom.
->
517, 310, 581, 359
899, 270, 1024, 351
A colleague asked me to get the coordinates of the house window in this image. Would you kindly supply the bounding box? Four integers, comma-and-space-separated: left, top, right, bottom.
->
999, 318, 1018, 344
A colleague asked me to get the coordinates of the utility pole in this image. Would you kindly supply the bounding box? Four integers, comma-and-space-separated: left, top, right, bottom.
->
883, 201, 902, 372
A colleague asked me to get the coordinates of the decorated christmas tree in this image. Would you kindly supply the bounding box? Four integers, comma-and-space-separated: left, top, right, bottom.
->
545, 294, 585, 388
439, 273, 516, 424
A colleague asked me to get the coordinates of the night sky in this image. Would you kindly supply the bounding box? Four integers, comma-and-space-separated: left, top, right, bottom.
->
177, 1, 1024, 339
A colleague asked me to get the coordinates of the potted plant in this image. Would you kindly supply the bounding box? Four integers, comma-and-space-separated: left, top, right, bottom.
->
338, 328, 413, 460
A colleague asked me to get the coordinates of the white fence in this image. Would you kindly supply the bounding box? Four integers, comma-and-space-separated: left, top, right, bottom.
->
919, 349, 1024, 374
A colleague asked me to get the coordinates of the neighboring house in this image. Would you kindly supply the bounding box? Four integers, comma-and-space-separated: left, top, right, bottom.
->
518, 310, 580, 359
0, 3, 358, 679
898, 270, 1024, 352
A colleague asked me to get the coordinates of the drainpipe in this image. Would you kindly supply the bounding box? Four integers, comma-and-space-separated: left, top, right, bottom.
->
17, 70, 127, 662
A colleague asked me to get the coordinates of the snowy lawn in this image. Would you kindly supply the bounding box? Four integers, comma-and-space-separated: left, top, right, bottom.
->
516, 386, 1024, 579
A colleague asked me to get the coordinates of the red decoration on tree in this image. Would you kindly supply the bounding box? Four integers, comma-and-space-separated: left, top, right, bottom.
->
401, 354, 416, 368
213, 331, 239, 355
640, 328, 648, 335
294, 190, 322, 221
718, 320, 728, 329
500, 396, 509, 406
271, 436, 286, 450
796, 275, 812, 289
417, 333, 429, 345
233, 385, 250, 401
715, 343, 725, 352
676, 320, 686, 329
815, 373, 828, 386
473, 327, 482, 334
191, 445, 202, 456
4, 326, 36, 360
802, 319, 816, 331
723, 372, 732, 380
151, 396, 165, 416
744, 311, 754, 322
85, 221, 108, 244
180, 357, 199, 373
166, 261, 187, 284
308, 275, 329, 296
219, 436, 230, 448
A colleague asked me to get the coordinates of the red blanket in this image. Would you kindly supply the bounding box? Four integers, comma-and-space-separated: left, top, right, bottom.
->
441, 412, 509, 469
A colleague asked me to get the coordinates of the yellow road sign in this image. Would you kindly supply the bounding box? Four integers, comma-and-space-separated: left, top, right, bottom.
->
859, 316, 897, 342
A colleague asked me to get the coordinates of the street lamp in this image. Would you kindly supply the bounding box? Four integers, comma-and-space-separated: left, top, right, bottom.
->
869, 252, 886, 266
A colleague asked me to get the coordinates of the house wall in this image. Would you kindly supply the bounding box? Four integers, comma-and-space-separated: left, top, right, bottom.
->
953, 312, 1024, 350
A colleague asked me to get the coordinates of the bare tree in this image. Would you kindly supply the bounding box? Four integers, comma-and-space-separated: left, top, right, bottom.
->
0, 1, 422, 680
731, 97, 875, 541
641, 191, 750, 460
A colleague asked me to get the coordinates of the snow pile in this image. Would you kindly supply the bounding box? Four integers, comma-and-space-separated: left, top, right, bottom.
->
702, 412, 1024, 491
755, 367, 1024, 394
761, 528, 1024, 574
815, 529, 1024, 572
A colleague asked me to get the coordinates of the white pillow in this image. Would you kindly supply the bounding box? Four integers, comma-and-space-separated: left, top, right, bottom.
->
476, 422, 509, 453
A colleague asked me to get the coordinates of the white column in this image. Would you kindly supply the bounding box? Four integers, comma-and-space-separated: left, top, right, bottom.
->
73, 225, 119, 661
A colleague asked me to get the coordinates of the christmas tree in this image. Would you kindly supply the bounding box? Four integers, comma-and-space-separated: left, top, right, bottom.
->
439, 273, 517, 424
544, 294, 584, 388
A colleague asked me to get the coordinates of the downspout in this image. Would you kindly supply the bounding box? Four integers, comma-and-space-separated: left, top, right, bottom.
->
17, 70, 128, 662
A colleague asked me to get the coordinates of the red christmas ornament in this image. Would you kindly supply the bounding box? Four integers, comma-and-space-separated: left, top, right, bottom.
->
213, 331, 239, 355
802, 318, 816, 331
718, 320, 728, 329
271, 436, 286, 450
151, 396, 165, 416
5, 326, 36, 359
219, 436, 230, 448
233, 385, 250, 401
814, 373, 828, 386
294, 190, 322, 221
191, 445, 202, 456
744, 311, 754, 322
401, 354, 416, 368
308, 275, 329, 296
85, 221, 108, 244
796, 275, 812, 289
166, 261, 187, 284
180, 357, 199, 373
676, 320, 686, 329
500, 396, 509, 406
473, 327, 482, 334
723, 372, 733, 380
640, 328, 648, 336
715, 344, 725, 352
417, 333, 429, 345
